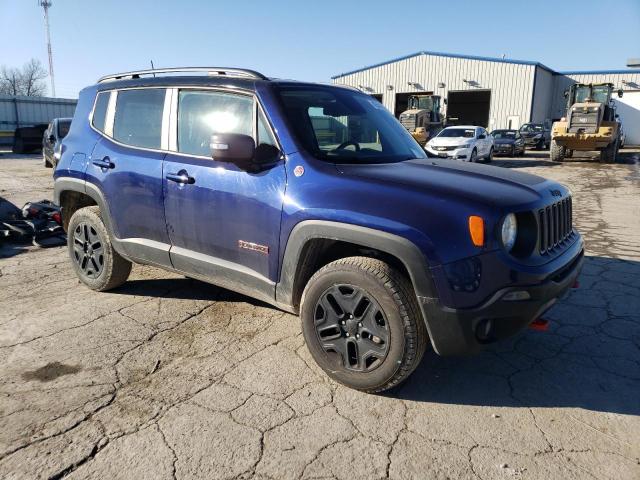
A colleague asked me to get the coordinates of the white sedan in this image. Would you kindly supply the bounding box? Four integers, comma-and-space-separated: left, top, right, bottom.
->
425, 126, 494, 162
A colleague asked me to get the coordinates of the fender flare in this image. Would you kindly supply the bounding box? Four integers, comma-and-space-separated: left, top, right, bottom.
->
275, 220, 439, 314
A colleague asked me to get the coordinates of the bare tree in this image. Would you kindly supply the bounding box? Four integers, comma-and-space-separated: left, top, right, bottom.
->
0, 59, 48, 96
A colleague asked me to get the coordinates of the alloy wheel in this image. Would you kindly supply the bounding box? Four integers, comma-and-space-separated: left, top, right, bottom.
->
72, 222, 105, 279
313, 284, 390, 372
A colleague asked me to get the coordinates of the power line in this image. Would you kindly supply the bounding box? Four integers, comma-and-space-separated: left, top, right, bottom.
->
38, 0, 56, 96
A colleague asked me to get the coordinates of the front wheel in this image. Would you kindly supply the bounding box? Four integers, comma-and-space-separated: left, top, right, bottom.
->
550, 139, 566, 162
469, 148, 477, 162
484, 147, 493, 163
67, 206, 132, 291
300, 257, 428, 393
599, 138, 619, 164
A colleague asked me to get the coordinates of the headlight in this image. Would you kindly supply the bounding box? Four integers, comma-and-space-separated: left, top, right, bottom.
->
501, 213, 517, 251
533, 134, 542, 139
459, 143, 472, 149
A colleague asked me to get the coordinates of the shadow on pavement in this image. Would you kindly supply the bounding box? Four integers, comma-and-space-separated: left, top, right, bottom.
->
113, 277, 272, 308
393, 255, 640, 416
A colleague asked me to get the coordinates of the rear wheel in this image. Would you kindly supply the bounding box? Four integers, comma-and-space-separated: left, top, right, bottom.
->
550, 139, 566, 162
300, 257, 427, 393
599, 138, 619, 164
67, 206, 132, 291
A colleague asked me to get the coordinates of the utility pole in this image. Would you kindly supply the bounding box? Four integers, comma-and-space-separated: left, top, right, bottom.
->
39, 0, 56, 96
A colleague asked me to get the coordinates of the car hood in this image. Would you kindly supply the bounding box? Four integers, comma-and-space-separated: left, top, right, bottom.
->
494, 138, 516, 145
428, 137, 472, 147
520, 131, 543, 137
336, 158, 556, 209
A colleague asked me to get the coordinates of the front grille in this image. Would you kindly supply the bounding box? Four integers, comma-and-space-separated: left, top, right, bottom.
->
538, 197, 573, 254
568, 113, 598, 133
400, 115, 416, 130
433, 145, 457, 151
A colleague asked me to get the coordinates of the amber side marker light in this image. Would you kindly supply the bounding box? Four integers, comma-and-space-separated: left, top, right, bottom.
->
468, 216, 484, 247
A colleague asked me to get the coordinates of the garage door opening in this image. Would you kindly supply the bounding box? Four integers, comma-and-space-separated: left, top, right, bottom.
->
446, 90, 491, 127
395, 91, 432, 118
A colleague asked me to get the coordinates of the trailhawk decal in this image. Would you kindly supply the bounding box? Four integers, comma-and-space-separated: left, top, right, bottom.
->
238, 240, 269, 255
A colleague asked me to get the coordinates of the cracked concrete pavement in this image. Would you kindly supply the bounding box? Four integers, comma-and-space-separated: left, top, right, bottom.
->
1, 150, 639, 479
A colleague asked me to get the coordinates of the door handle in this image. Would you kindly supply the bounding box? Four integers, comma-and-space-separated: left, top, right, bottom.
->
92, 157, 114, 169
166, 171, 195, 185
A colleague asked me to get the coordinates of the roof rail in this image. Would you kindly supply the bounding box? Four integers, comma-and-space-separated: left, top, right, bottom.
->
97, 67, 268, 83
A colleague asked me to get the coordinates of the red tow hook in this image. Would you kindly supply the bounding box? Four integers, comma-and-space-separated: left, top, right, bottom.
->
572, 279, 580, 289
529, 318, 550, 331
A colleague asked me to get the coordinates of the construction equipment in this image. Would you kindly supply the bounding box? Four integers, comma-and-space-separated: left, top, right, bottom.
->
398, 95, 444, 145
550, 83, 624, 163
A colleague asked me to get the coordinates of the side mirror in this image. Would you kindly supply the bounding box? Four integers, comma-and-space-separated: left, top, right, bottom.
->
210, 133, 255, 168
618, 89, 624, 98
563, 90, 569, 98
48, 134, 56, 144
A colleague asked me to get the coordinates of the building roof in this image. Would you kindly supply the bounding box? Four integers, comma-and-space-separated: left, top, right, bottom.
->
331, 50, 640, 80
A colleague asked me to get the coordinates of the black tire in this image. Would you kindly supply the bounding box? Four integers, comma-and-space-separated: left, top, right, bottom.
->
43, 152, 52, 168
599, 138, 619, 164
12, 138, 25, 154
536, 139, 545, 150
67, 206, 132, 291
484, 147, 493, 163
300, 256, 428, 393
519, 146, 526, 157
550, 139, 566, 162
469, 148, 477, 162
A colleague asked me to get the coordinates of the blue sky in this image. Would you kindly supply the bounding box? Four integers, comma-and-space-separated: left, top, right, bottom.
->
2, 0, 639, 98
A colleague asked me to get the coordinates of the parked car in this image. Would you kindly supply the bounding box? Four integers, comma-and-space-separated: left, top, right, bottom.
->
42, 118, 72, 169
12, 124, 48, 153
519, 123, 550, 150
491, 129, 525, 156
54, 67, 583, 393
425, 126, 494, 162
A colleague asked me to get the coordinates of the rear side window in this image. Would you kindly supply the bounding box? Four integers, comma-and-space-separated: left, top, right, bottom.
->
177, 90, 253, 157
92, 92, 110, 132
58, 120, 71, 138
113, 89, 165, 149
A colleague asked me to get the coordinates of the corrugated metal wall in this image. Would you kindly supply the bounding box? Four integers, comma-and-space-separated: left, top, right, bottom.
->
333, 53, 537, 130
0, 94, 77, 131
550, 72, 640, 119
531, 67, 554, 125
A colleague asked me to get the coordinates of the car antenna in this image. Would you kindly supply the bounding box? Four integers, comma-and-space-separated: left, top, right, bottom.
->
150, 60, 156, 77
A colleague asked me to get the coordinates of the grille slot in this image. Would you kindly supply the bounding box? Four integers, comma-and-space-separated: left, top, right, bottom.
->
538, 197, 573, 254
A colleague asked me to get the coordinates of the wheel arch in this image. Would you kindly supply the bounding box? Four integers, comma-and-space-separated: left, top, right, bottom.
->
54, 178, 116, 240
276, 221, 439, 317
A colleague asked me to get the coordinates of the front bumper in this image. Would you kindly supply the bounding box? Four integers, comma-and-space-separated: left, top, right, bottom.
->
523, 136, 543, 146
425, 146, 471, 160
494, 144, 515, 155
419, 244, 584, 356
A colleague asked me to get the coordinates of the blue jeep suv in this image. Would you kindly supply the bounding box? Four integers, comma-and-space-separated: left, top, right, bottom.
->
54, 67, 583, 392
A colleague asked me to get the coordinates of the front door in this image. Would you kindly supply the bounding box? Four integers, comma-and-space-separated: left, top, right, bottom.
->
163, 89, 286, 297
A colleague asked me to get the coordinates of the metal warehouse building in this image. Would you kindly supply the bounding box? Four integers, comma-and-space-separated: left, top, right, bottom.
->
332, 51, 640, 145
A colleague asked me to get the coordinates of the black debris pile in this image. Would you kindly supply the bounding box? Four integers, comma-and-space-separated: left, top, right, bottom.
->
0, 199, 66, 247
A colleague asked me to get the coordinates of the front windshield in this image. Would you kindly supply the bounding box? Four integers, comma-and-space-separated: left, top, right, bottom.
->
591, 86, 610, 103
437, 128, 475, 138
520, 124, 543, 133
276, 85, 426, 164
574, 86, 591, 103
492, 130, 516, 139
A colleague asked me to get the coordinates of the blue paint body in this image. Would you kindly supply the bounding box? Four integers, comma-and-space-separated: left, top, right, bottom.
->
55, 75, 582, 315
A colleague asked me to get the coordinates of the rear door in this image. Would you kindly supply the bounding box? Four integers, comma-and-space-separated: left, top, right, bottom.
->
87, 87, 172, 267
162, 88, 286, 291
